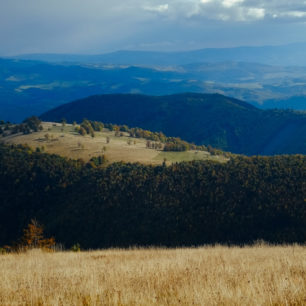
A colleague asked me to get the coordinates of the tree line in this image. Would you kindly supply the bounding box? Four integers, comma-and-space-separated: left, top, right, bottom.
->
0, 143, 305, 249
0, 117, 43, 136
73, 119, 227, 154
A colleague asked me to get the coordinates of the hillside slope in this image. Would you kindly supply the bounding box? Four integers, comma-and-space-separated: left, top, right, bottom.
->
0, 144, 305, 247
1, 122, 227, 165
41, 93, 306, 155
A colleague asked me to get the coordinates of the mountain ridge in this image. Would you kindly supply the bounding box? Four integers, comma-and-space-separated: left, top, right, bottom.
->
41, 93, 306, 155
11, 42, 306, 66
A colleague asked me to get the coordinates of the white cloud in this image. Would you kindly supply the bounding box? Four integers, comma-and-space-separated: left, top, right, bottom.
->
222, 0, 244, 8
286, 11, 306, 18
144, 4, 169, 13
247, 8, 265, 20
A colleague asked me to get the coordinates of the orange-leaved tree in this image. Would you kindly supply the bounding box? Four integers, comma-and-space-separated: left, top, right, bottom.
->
21, 219, 55, 250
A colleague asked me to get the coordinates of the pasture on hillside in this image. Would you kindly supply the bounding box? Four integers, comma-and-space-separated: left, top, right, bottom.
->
2, 122, 227, 164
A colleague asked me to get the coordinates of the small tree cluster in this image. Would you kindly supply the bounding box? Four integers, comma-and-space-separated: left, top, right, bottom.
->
11, 116, 43, 135
129, 128, 167, 142
76, 119, 104, 137
146, 141, 163, 150
90, 120, 104, 131
163, 138, 191, 151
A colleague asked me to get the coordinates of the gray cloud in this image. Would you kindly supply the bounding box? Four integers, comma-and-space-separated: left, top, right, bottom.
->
0, 0, 306, 55
145, 0, 306, 21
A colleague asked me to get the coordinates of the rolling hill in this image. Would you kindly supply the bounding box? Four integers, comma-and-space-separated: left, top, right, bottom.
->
41, 93, 306, 155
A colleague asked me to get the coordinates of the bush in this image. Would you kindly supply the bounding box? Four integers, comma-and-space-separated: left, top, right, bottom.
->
0, 247, 7, 255
71, 243, 81, 252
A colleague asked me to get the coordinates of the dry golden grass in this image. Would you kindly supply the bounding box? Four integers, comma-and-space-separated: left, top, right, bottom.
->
2, 122, 227, 165
0, 245, 305, 305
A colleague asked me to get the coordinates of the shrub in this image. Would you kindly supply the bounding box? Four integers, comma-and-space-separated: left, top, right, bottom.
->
0, 247, 7, 255
71, 243, 81, 252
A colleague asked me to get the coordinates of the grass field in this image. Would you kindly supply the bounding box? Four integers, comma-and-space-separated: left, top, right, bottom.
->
2, 122, 228, 165
0, 245, 305, 305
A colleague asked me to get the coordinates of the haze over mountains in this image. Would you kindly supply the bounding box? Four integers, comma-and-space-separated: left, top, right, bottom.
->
41, 93, 306, 156
2, 43, 306, 122
12, 43, 306, 67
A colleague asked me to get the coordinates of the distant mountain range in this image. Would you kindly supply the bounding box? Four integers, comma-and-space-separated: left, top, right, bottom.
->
12, 42, 306, 67
1, 56, 306, 122
41, 93, 306, 155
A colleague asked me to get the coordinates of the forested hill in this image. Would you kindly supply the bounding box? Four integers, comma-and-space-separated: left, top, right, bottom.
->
41, 93, 306, 155
0, 143, 305, 248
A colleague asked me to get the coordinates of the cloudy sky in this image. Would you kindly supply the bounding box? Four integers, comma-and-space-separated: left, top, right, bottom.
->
1, 0, 306, 55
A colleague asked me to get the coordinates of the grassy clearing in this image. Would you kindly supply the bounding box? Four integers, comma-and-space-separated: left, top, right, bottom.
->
155, 150, 225, 163
2, 122, 228, 165
0, 245, 305, 305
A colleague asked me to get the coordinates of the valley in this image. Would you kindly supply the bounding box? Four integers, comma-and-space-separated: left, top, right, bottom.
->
1, 56, 306, 123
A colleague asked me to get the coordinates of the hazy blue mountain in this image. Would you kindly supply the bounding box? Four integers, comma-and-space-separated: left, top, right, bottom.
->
12, 43, 306, 67
258, 96, 306, 110
41, 93, 306, 155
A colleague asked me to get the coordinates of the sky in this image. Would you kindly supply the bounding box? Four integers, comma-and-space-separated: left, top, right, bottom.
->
1, 0, 306, 55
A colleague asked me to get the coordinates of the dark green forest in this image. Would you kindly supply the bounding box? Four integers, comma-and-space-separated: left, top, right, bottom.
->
41, 93, 306, 155
0, 143, 305, 248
